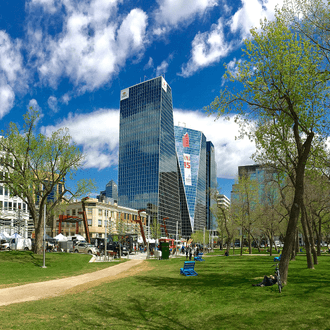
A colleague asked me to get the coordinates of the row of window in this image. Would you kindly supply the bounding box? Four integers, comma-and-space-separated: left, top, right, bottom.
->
0, 201, 27, 211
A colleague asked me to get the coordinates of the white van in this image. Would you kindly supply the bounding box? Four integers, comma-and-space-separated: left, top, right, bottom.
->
10, 238, 32, 250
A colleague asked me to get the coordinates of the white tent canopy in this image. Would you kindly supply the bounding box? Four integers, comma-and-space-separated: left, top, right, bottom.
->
0, 232, 10, 240
10, 233, 22, 239
54, 233, 68, 241
67, 234, 85, 241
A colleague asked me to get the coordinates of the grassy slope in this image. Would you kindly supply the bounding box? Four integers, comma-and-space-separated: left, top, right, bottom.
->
1, 254, 330, 329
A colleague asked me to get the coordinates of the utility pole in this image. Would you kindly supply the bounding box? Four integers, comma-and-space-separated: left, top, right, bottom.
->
42, 204, 47, 268
104, 218, 108, 261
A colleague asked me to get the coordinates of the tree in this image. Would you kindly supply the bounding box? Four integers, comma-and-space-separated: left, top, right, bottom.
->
150, 218, 161, 240
282, 0, 330, 66
208, 17, 329, 284
231, 171, 259, 255
0, 109, 95, 254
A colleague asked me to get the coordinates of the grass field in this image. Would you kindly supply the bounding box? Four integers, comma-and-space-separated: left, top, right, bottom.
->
0, 250, 125, 288
1, 253, 330, 329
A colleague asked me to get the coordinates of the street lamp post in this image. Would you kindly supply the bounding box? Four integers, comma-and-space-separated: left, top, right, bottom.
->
42, 204, 47, 268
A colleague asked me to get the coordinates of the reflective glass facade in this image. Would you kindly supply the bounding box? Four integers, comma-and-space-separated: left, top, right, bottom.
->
206, 141, 217, 231
118, 77, 181, 236
174, 126, 207, 237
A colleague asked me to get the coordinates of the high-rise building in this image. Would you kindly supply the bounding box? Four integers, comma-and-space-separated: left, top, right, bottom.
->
174, 126, 208, 237
206, 141, 218, 231
98, 180, 118, 203
118, 76, 181, 236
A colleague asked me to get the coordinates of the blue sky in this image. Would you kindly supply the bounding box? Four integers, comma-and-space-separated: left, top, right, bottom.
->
0, 0, 284, 199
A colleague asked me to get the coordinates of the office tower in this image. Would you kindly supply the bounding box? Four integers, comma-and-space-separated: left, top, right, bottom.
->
206, 141, 218, 231
118, 76, 181, 236
174, 126, 207, 237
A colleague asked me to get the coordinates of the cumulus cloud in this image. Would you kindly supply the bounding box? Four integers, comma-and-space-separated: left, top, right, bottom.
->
28, 0, 148, 93
179, 0, 284, 77
173, 109, 256, 179
180, 19, 231, 77
153, 0, 218, 34
230, 0, 284, 37
39, 107, 254, 178
144, 57, 154, 70
156, 60, 169, 76
0, 31, 26, 118
48, 96, 58, 112
40, 109, 120, 170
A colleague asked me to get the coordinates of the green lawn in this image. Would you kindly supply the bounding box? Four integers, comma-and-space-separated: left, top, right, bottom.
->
0, 250, 125, 287
1, 254, 330, 329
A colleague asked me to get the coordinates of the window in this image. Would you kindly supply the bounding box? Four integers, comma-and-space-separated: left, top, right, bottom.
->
13, 202, 17, 210
0, 186, 3, 195
98, 220, 102, 227
66, 210, 70, 216
9, 202, 12, 210
23, 204, 26, 211
87, 208, 92, 215
87, 219, 92, 226
72, 209, 76, 216
4, 188, 8, 196
104, 220, 108, 227
98, 209, 102, 216
4, 202, 8, 210
0, 201, 2, 209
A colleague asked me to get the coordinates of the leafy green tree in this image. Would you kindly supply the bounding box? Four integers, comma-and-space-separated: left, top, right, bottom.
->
231, 171, 259, 255
208, 17, 329, 284
0, 109, 95, 254
150, 218, 161, 240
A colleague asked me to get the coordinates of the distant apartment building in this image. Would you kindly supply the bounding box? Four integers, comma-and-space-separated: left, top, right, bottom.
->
217, 194, 230, 209
0, 148, 31, 238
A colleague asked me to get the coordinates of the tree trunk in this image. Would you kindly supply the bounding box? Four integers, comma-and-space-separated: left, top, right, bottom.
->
269, 234, 273, 257
301, 204, 314, 269
290, 228, 296, 261
248, 232, 252, 254
305, 212, 318, 265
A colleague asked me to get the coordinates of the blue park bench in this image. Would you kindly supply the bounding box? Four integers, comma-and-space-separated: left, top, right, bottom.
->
274, 254, 281, 262
194, 253, 205, 262
180, 261, 198, 276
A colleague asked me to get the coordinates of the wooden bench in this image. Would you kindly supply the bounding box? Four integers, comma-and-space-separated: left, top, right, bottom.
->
180, 261, 198, 276
194, 253, 205, 261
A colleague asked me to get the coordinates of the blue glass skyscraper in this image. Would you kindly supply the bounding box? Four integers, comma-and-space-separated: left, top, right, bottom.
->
174, 126, 207, 237
206, 141, 218, 231
118, 76, 181, 236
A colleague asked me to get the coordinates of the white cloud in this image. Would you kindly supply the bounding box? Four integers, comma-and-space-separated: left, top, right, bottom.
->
0, 84, 15, 118
154, 0, 218, 34
230, 0, 284, 37
156, 60, 169, 76
48, 96, 58, 112
40, 107, 254, 178
40, 109, 120, 170
0, 31, 26, 118
144, 57, 154, 70
173, 109, 256, 179
180, 19, 231, 77
221, 57, 241, 85
28, 0, 148, 93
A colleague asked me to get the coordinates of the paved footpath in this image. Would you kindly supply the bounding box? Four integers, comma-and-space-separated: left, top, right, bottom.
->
0, 259, 143, 307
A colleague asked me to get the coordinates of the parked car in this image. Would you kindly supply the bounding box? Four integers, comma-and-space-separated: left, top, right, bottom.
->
74, 242, 99, 255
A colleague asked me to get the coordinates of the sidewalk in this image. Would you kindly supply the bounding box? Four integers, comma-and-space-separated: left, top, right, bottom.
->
0, 259, 143, 307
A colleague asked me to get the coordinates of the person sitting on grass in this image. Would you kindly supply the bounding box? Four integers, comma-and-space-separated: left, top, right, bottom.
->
252, 274, 277, 287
